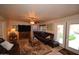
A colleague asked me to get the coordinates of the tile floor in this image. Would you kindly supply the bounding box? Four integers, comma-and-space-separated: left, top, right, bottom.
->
47, 46, 63, 55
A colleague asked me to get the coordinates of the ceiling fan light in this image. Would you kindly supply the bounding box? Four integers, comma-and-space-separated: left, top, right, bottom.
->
30, 21, 35, 24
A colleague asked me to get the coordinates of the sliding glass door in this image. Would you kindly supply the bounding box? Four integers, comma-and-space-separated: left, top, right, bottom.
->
55, 20, 79, 54
68, 24, 79, 50
66, 21, 79, 54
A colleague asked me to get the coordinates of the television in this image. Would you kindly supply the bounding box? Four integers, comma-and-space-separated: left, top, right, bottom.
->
18, 25, 31, 32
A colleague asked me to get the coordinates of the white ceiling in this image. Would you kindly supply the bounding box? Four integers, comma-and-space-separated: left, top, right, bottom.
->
0, 4, 79, 22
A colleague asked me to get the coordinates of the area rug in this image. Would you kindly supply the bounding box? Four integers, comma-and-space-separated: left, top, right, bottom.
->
59, 48, 78, 55
19, 39, 52, 55
31, 44, 52, 55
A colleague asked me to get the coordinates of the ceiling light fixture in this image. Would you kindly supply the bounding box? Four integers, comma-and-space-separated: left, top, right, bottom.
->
25, 11, 39, 24
30, 21, 35, 24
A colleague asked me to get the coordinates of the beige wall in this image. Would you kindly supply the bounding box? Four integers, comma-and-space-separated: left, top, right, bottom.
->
47, 23, 54, 33
40, 14, 79, 37
7, 20, 30, 31
0, 18, 31, 40
6, 20, 30, 40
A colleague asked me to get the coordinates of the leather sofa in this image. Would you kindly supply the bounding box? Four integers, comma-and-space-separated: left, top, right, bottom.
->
0, 38, 20, 55
33, 31, 59, 48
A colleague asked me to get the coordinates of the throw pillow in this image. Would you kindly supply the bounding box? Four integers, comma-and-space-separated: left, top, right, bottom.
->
46, 35, 50, 39
0, 41, 14, 51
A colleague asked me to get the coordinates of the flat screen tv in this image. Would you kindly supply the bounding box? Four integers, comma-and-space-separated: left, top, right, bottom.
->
18, 25, 31, 32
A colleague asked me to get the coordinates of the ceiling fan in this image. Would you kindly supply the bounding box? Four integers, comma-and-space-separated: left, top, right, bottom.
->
24, 11, 40, 24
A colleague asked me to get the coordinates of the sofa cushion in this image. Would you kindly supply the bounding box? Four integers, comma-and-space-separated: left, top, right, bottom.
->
0, 38, 5, 43
34, 31, 49, 38
0, 45, 9, 54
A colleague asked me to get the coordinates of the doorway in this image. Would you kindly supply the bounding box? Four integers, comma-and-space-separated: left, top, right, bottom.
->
55, 22, 66, 48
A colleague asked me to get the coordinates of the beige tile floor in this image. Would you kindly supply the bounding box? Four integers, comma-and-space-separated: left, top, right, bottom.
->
47, 46, 63, 55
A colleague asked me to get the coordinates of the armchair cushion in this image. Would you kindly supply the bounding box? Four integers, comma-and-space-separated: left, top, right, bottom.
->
0, 41, 14, 51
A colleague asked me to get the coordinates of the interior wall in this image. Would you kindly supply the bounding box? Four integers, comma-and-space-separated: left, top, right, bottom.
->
7, 20, 30, 39
41, 14, 79, 24
0, 16, 39, 40
32, 24, 40, 31
0, 20, 30, 41
7, 20, 30, 30
40, 14, 79, 39
46, 23, 54, 33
